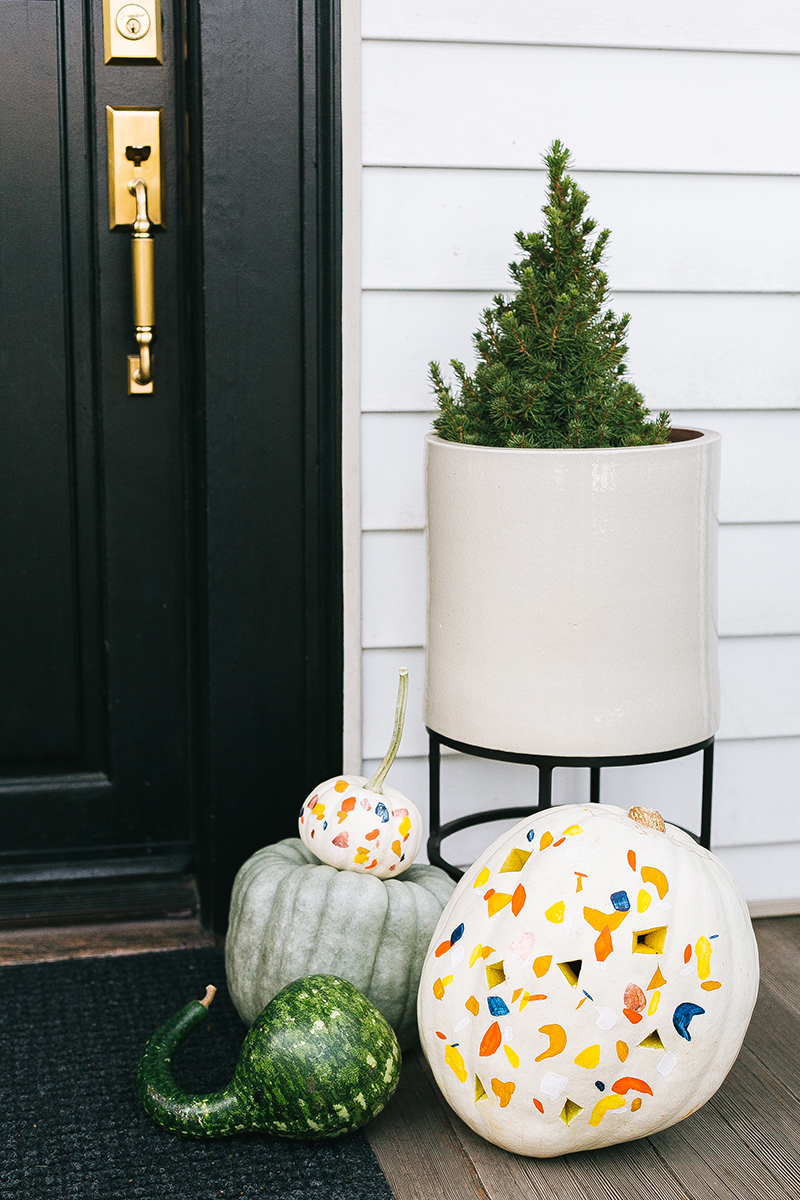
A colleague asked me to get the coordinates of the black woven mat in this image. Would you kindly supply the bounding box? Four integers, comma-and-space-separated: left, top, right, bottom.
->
0, 947, 395, 1200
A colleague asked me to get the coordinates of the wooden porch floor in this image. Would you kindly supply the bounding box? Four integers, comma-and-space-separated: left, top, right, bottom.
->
366, 916, 800, 1200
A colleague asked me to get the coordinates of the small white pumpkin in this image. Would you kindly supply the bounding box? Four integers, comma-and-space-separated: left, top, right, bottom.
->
418, 803, 758, 1156
299, 670, 424, 878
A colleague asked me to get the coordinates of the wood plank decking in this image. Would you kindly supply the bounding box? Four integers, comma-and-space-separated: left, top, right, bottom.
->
366, 917, 800, 1200
3, 911, 796, 1197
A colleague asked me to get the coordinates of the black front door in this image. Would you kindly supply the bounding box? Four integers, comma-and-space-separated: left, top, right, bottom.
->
0, 0, 342, 931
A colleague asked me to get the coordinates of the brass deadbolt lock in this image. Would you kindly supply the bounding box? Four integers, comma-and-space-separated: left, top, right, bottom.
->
116, 4, 151, 40
103, 0, 162, 62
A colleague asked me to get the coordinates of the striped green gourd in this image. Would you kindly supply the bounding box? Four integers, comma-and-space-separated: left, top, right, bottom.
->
138, 974, 401, 1139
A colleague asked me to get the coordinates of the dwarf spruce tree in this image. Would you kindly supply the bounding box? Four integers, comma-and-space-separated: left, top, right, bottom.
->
431, 141, 671, 449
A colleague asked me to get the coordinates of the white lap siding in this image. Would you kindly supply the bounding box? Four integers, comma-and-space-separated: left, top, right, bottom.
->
351, 0, 800, 905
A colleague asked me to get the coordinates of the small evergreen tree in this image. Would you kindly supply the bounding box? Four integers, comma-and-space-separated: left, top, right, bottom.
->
430, 141, 671, 449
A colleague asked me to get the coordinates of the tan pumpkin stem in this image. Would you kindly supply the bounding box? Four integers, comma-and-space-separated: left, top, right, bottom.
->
199, 984, 217, 1009
628, 806, 666, 833
366, 669, 408, 795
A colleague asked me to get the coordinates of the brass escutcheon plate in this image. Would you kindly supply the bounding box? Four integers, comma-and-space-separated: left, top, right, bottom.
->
107, 107, 164, 229
103, 0, 162, 63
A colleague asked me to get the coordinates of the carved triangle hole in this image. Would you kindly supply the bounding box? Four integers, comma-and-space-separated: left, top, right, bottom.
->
557, 959, 582, 987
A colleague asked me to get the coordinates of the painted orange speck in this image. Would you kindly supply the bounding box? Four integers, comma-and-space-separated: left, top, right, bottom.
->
594, 924, 613, 962
612, 1076, 653, 1096
491, 1079, 516, 1108
479, 1022, 502, 1057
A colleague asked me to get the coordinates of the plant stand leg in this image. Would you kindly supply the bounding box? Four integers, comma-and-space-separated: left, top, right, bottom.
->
429, 731, 441, 843
590, 766, 601, 804
700, 739, 714, 849
538, 765, 553, 808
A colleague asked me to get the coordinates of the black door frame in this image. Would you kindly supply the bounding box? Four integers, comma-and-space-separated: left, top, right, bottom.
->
184, 0, 343, 932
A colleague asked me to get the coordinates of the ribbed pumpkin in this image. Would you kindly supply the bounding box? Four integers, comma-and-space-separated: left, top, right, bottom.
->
418, 803, 758, 1156
226, 838, 455, 1050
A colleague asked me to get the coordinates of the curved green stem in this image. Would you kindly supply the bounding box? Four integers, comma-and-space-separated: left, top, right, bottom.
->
366, 668, 408, 794
137, 988, 252, 1137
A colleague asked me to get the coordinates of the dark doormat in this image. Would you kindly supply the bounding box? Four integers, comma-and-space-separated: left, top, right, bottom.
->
0, 947, 395, 1200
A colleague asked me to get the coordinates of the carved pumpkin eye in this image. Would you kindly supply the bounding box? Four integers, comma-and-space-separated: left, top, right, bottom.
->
632, 927, 668, 955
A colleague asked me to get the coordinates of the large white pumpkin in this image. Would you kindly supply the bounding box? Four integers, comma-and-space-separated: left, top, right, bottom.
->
418, 803, 758, 1156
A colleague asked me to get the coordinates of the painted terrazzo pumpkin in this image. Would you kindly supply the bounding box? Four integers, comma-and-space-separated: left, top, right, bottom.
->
226, 837, 455, 1050
299, 670, 424, 877
418, 803, 758, 1156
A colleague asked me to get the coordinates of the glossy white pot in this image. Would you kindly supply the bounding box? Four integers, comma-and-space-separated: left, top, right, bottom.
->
424, 429, 720, 758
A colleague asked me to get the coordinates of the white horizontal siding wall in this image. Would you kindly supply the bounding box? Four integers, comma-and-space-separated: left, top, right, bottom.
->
355, 1, 800, 905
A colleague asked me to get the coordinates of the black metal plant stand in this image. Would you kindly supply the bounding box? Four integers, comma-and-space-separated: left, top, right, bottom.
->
427, 728, 714, 882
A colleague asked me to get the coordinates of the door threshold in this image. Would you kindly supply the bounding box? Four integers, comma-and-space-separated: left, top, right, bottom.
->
0, 917, 218, 965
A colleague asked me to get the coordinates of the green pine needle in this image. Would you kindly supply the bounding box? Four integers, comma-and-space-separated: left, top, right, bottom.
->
430, 141, 672, 450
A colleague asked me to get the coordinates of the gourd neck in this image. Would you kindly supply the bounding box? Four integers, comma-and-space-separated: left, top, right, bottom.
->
137, 991, 253, 1137
366, 668, 408, 794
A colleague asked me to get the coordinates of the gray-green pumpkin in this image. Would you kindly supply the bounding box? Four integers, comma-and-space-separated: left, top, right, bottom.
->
226, 837, 455, 1050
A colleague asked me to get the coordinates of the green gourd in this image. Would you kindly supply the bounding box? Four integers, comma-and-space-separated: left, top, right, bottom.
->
138, 974, 401, 1139
225, 838, 455, 1050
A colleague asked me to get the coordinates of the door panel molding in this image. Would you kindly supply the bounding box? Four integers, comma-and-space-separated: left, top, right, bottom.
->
188, 0, 344, 930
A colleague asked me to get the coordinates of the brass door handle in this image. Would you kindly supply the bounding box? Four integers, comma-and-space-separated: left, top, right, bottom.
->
128, 178, 155, 391
106, 106, 163, 395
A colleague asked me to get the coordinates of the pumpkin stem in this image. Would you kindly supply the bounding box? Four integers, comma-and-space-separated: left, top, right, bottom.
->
628, 806, 666, 833
366, 669, 408, 795
200, 984, 217, 1009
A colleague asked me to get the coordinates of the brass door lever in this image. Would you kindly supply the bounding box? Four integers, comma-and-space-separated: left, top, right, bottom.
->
129, 178, 155, 389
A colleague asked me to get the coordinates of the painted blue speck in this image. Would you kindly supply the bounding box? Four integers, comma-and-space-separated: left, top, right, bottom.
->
673, 1002, 705, 1041
595, 1081, 605, 1091
610, 890, 630, 912
400, 854, 405, 862
710, 934, 720, 939
526, 829, 535, 842
487, 996, 510, 1016
323, 821, 327, 830
450, 923, 465, 945
375, 801, 390, 822
582, 989, 594, 1001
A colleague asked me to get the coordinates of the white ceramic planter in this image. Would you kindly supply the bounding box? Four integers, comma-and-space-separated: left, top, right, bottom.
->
425, 429, 720, 758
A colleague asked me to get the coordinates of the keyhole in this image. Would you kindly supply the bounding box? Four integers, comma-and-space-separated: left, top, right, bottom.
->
126, 145, 151, 168
115, 4, 150, 40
